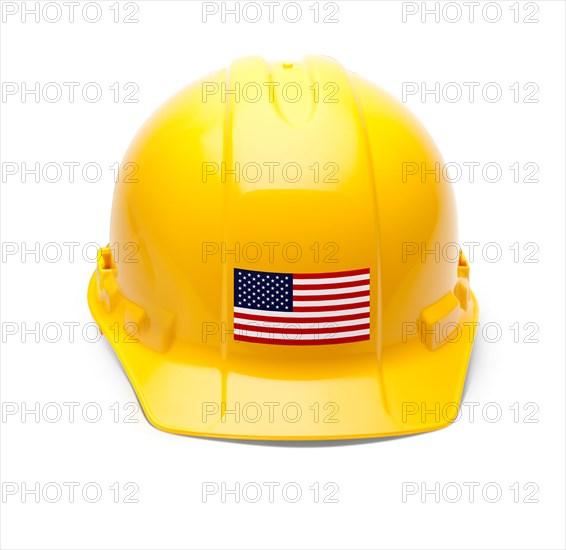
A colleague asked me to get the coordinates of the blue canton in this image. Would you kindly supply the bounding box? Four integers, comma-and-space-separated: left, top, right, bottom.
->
234, 269, 293, 311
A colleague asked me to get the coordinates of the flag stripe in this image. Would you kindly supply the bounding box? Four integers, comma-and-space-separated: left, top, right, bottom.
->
293, 273, 370, 286
293, 284, 370, 295
234, 306, 370, 318
233, 311, 369, 324
294, 290, 369, 301
235, 327, 370, 340
292, 296, 369, 307
235, 318, 368, 329
293, 279, 370, 291
234, 333, 371, 346
293, 301, 371, 312
234, 322, 370, 335
293, 268, 370, 279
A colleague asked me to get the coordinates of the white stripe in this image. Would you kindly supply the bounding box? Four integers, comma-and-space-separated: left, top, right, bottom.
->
235, 318, 369, 330
234, 306, 370, 318
234, 328, 370, 340
293, 284, 370, 296
293, 273, 370, 286
292, 295, 369, 307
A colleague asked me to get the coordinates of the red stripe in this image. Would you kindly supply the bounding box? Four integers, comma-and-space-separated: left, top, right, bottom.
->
234, 311, 369, 324
234, 323, 370, 335
234, 334, 370, 345
293, 301, 370, 312
293, 290, 369, 302
293, 280, 369, 291
293, 268, 370, 279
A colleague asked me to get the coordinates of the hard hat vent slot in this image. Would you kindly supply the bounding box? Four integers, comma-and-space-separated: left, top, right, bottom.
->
457, 249, 470, 281
97, 247, 117, 274
101, 249, 113, 270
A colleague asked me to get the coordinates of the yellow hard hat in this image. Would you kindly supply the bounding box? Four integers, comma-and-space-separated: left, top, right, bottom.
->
87, 56, 479, 440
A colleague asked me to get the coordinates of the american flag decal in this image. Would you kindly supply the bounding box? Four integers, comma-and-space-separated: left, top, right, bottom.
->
233, 267, 370, 345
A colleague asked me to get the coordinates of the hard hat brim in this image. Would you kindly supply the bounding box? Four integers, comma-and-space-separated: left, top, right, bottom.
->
88, 273, 479, 440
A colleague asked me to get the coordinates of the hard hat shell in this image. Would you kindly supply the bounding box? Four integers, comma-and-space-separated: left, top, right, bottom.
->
87, 56, 479, 439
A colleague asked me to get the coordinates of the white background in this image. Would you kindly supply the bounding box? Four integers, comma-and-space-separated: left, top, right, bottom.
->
1, 1, 565, 549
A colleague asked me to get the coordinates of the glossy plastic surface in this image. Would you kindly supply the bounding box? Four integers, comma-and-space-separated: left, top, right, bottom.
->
87, 56, 479, 439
